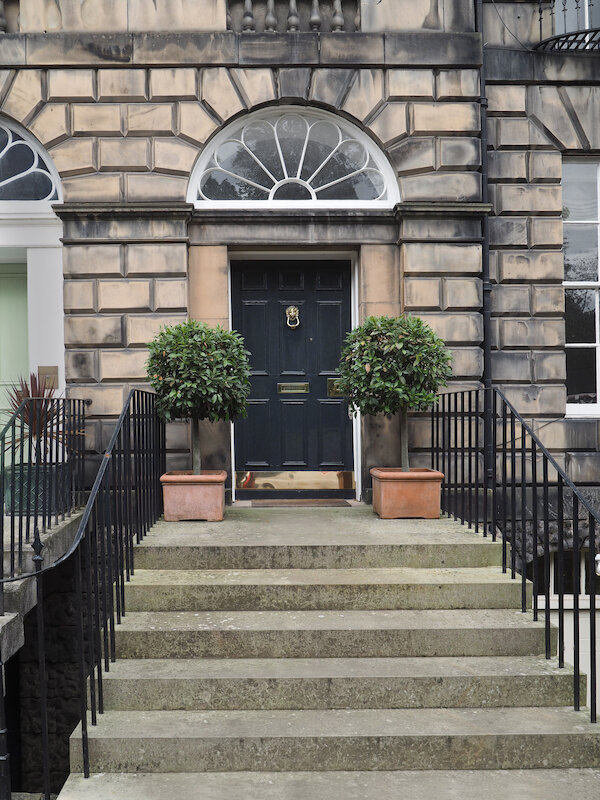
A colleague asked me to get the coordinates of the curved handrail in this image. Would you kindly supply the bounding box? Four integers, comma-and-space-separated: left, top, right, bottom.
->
536, 27, 600, 51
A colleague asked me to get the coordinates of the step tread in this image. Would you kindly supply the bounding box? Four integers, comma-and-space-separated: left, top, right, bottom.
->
116, 608, 546, 632
127, 566, 515, 587
101, 655, 572, 681
58, 770, 600, 800
72, 706, 599, 739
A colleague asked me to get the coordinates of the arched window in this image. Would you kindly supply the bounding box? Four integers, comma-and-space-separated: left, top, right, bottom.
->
188, 107, 399, 208
0, 120, 60, 202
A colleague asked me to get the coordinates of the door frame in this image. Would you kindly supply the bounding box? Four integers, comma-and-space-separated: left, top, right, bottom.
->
228, 250, 361, 502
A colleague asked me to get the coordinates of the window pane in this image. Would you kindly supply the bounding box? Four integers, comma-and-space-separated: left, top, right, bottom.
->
563, 163, 598, 221
200, 170, 269, 201
565, 288, 596, 343
215, 140, 274, 189
317, 171, 385, 201
242, 121, 285, 182
275, 115, 309, 179
272, 182, 313, 200
566, 348, 597, 404
564, 223, 599, 281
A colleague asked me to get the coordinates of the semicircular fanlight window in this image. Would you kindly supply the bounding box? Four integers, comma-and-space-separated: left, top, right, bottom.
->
0, 124, 59, 201
197, 111, 389, 204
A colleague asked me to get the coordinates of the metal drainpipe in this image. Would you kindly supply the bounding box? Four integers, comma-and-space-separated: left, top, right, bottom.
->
475, 0, 495, 522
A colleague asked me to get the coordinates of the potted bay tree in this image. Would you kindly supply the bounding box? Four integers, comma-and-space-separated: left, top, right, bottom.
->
147, 320, 251, 522
336, 315, 452, 519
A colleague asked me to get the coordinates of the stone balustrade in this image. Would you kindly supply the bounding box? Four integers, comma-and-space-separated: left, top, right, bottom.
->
227, 0, 360, 33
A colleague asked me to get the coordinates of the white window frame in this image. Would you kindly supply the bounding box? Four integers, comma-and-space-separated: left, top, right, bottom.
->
564, 160, 600, 417
0, 116, 62, 207
187, 106, 400, 210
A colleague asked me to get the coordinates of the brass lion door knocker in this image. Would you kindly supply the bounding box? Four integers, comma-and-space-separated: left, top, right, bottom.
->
286, 306, 300, 329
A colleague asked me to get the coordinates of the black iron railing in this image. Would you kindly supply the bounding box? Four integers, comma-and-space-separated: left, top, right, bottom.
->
0, 398, 86, 599
537, 0, 600, 50
0, 390, 165, 800
432, 387, 599, 722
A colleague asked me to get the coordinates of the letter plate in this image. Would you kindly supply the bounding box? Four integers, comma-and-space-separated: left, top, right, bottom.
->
277, 382, 310, 394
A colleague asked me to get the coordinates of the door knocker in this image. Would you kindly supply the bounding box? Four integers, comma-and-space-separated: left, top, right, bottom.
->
286, 306, 300, 329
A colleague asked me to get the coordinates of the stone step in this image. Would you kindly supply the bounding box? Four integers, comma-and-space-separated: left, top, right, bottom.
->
69, 707, 600, 773
58, 769, 600, 800
114, 609, 555, 659
123, 566, 527, 611
100, 655, 579, 710
134, 511, 502, 571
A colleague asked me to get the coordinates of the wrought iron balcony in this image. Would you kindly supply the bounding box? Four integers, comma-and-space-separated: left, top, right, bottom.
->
537, 0, 600, 52
226, 0, 360, 33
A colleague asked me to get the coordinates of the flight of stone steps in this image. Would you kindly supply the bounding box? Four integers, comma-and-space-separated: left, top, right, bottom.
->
58, 507, 600, 799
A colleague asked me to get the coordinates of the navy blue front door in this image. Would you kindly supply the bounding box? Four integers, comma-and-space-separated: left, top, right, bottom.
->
232, 260, 353, 488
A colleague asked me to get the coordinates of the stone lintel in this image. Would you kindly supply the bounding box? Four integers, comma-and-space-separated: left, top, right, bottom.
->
485, 46, 600, 85
396, 202, 492, 217
55, 203, 193, 243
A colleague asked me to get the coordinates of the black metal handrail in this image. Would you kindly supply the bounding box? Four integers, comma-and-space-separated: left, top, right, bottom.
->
537, 0, 600, 49
0, 389, 165, 800
432, 387, 599, 723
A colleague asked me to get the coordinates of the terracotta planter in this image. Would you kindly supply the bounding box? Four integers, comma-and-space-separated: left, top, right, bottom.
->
370, 467, 444, 520
160, 470, 227, 522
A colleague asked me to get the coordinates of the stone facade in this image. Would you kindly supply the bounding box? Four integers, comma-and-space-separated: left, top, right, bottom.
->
1, 0, 599, 490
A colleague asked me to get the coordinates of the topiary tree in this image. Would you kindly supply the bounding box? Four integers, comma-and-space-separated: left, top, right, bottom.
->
147, 320, 251, 474
336, 315, 452, 471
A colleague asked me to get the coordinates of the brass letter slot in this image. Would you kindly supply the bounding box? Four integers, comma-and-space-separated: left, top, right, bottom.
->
327, 378, 344, 398
278, 382, 310, 394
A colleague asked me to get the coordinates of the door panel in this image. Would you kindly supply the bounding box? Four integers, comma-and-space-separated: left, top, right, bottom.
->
233, 260, 353, 486
0, 264, 28, 421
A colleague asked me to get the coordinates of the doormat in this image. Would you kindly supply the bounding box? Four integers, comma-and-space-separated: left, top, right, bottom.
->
251, 499, 352, 508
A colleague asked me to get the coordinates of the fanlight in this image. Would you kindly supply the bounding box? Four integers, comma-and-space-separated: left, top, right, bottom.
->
195, 110, 393, 205
0, 124, 59, 201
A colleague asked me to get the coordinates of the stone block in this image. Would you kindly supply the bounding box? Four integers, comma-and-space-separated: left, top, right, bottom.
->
2, 69, 43, 123
531, 286, 565, 315
532, 351, 566, 382
400, 217, 481, 242
500, 384, 566, 417
98, 280, 151, 312
359, 301, 401, 322
202, 68, 245, 122
68, 385, 127, 417
47, 69, 95, 101
238, 32, 318, 66
529, 218, 563, 249
360, 245, 400, 305
438, 137, 480, 169
320, 33, 384, 64
99, 69, 147, 101
449, 347, 483, 379
64, 245, 122, 278
178, 102, 219, 146
362, 1, 442, 32
533, 418, 597, 451
495, 118, 551, 150
126, 173, 187, 202
443, 278, 482, 310
0, 36, 25, 66
166, 421, 190, 451
127, 243, 187, 276
50, 138, 95, 177
527, 151, 562, 184
19, 0, 127, 32
231, 68, 276, 107
400, 172, 480, 202
133, 31, 235, 65
62, 174, 122, 202
403, 243, 481, 275
488, 151, 527, 183
389, 138, 435, 175
491, 285, 530, 315
496, 185, 561, 215
417, 312, 482, 344
388, 69, 433, 99
127, 104, 173, 135
29, 104, 69, 148
153, 138, 198, 176
563, 86, 600, 151
27, 32, 133, 66
499, 251, 563, 282
279, 68, 312, 100
342, 70, 384, 123
150, 68, 198, 101
437, 69, 479, 100
527, 85, 583, 151
403, 277, 441, 310
128, 0, 227, 32
487, 85, 526, 115
64, 315, 123, 347
491, 351, 531, 382
367, 103, 407, 147
72, 104, 122, 135
309, 69, 353, 109
65, 350, 98, 383
99, 138, 149, 171
499, 318, 564, 348
410, 102, 479, 135
126, 314, 186, 346
99, 350, 149, 381
188, 245, 229, 325
566, 453, 600, 484
63, 280, 95, 312
154, 279, 188, 310
489, 217, 528, 248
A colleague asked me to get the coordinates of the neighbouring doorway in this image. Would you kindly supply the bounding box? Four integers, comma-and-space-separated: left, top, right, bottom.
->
232, 259, 355, 498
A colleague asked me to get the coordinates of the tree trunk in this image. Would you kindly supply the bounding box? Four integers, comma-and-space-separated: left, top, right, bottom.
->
191, 418, 202, 475
399, 410, 410, 472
